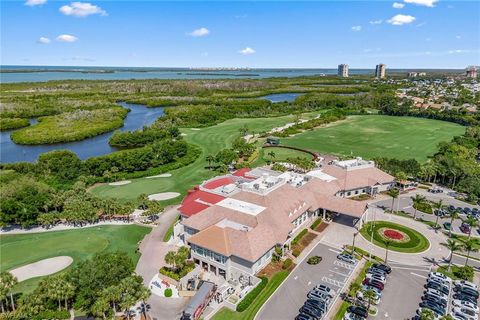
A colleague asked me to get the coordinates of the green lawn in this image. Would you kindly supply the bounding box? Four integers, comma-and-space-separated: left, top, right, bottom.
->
360, 221, 430, 253
90, 114, 313, 201
282, 115, 464, 161
0, 225, 150, 293
212, 271, 290, 320
254, 146, 313, 166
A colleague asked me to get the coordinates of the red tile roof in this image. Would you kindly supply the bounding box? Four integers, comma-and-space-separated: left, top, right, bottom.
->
203, 177, 235, 190
179, 189, 225, 218
232, 168, 251, 178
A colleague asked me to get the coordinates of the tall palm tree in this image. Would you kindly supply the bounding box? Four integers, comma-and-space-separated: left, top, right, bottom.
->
165, 251, 177, 270
463, 239, 479, 267
384, 239, 393, 264
349, 282, 361, 304
387, 188, 399, 214
364, 289, 377, 314
411, 194, 426, 220
0, 272, 17, 311
442, 239, 462, 272
448, 209, 460, 238
465, 216, 478, 239
432, 200, 444, 229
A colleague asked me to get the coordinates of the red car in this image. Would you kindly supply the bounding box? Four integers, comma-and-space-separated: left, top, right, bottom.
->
363, 278, 384, 291
460, 223, 471, 234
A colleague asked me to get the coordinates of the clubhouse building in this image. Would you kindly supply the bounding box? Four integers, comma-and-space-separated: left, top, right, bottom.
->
173, 157, 394, 282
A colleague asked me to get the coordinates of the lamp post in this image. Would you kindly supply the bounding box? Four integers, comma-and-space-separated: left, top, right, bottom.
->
352, 231, 359, 254
369, 204, 377, 260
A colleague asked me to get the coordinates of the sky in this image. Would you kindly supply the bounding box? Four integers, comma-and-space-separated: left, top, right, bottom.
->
1, 0, 479, 68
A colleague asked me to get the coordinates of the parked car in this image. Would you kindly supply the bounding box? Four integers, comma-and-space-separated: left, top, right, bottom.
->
460, 223, 471, 234
362, 278, 384, 291
357, 291, 380, 305
347, 305, 368, 318
365, 273, 386, 284
455, 286, 480, 298
416, 307, 441, 318
428, 272, 452, 283
454, 280, 479, 291
451, 312, 469, 320
314, 284, 335, 298
343, 312, 366, 320
295, 313, 315, 320
452, 307, 478, 320
419, 301, 445, 316
443, 222, 452, 230
304, 300, 326, 313
424, 288, 448, 299
427, 277, 450, 287
372, 263, 392, 274
452, 299, 479, 313
361, 285, 382, 297
425, 282, 449, 295
307, 290, 329, 302
337, 253, 356, 264
422, 294, 447, 308
454, 293, 479, 305
299, 305, 323, 319
367, 267, 386, 277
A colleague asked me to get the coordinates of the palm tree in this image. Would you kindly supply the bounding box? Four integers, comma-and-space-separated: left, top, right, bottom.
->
92, 297, 109, 319
465, 216, 478, 239
411, 194, 426, 220
137, 194, 149, 211
442, 239, 462, 272
205, 155, 215, 170
463, 239, 479, 267
432, 200, 444, 229
0, 272, 17, 311
103, 285, 122, 316
387, 188, 399, 213
384, 239, 392, 264
267, 151, 276, 163
419, 308, 436, 320
164, 251, 177, 271
363, 289, 377, 314
349, 282, 361, 304
448, 209, 460, 238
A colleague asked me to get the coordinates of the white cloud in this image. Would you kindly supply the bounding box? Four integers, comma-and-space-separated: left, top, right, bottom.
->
393, 2, 405, 8
369, 20, 382, 25
448, 49, 470, 54
404, 0, 438, 7
351, 26, 362, 32
239, 47, 255, 55
56, 34, 78, 42
37, 37, 51, 44
59, 2, 107, 17
187, 27, 210, 37
25, 0, 46, 6
387, 14, 416, 25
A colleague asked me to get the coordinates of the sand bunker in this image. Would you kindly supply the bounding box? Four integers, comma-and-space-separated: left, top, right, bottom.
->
191, 128, 201, 131
108, 180, 131, 186
10, 256, 73, 282
145, 173, 172, 179
148, 192, 180, 201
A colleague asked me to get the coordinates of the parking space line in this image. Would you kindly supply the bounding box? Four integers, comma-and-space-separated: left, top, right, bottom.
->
410, 272, 427, 279
328, 248, 342, 254
391, 266, 431, 272
329, 269, 351, 278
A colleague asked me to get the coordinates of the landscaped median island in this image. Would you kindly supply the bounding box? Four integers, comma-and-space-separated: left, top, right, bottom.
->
11, 106, 128, 144
360, 221, 430, 253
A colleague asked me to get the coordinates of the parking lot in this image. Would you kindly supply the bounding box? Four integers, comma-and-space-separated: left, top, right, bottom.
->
256, 243, 359, 320
375, 262, 431, 319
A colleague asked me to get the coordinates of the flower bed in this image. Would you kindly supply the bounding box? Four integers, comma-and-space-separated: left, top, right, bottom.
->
360, 221, 429, 253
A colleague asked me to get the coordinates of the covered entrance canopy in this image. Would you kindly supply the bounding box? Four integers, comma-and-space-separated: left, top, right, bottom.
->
313, 194, 367, 227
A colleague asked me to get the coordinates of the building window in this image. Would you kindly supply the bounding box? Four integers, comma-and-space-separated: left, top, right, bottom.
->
347, 191, 351, 196
355, 190, 359, 195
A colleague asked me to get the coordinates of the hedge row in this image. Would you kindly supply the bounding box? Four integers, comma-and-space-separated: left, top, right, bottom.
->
291, 228, 308, 246
311, 218, 323, 230
236, 277, 268, 312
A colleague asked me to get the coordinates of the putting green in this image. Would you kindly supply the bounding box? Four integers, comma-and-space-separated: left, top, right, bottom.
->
282, 115, 464, 161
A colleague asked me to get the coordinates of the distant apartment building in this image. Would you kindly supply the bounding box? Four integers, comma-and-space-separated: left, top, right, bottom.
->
466, 66, 478, 78
375, 64, 386, 78
338, 64, 349, 77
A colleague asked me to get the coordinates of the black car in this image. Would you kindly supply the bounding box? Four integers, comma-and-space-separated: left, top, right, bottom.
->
422, 294, 447, 308
372, 263, 391, 274
419, 301, 445, 316
425, 282, 449, 295
304, 299, 327, 312
295, 313, 315, 320
453, 293, 479, 304
347, 305, 368, 318
458, 287, 480, 298
299, 305, 323, 319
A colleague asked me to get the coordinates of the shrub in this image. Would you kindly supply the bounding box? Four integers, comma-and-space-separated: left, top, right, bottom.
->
291, 228, 308, 246
307, 256, 322, 265
164, 288, 173, 297
282, 258, 293, 270
292, 248, 301, 257
311, 218, 322, 230
236, 277, 268, 312
31, 310, 70, 320
453, 266, 474, 281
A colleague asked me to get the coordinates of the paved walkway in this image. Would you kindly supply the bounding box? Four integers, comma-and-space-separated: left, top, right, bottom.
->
321, 207, 450, 266
134, 205, 188, 320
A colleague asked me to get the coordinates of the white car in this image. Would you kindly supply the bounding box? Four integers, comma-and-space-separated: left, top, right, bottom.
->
452, 300, 479, 313
357, 291, 380, 305
365, 273, 386, 284
454, 280, 479, 291
452, 307, 478, 320
429, 272, 452, 283
343, 312, 365, 320
428, 277, 450, 287
424, 288, 448, 299
314, 284, 336, 298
